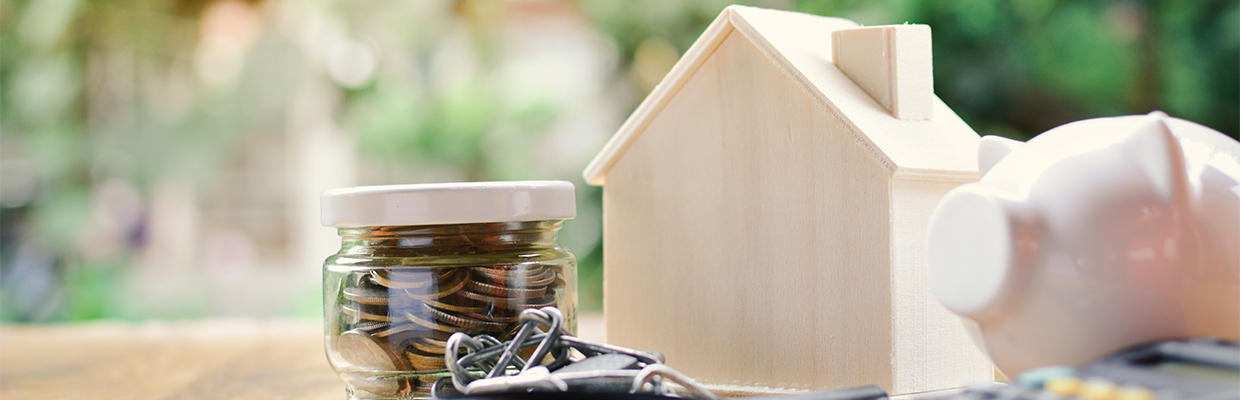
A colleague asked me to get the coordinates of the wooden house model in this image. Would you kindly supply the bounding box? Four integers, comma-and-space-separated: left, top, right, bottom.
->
583, 6, 993, 395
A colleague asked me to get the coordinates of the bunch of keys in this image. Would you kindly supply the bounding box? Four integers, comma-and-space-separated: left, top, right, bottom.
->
434, 306, 717, 399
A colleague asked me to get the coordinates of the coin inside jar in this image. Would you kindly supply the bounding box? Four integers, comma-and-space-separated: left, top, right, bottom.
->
459, 290, 558, 308
471, 265, 555, 286
323, 182, 579, 400
418, 297, 486, 314
403, 275, 468, 302
404, 349, 448, 371
342, 303, 398, 323
371, 268, 460, 290
467, 279, 547, 299
344, 285, 416, 306
337, 329, 410, 396
423, 303, 509, 331
405, 310, 472, 334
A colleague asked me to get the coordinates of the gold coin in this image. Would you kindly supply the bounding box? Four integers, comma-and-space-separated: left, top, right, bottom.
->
342, 304, 396, 323
412, 337, 447, 355
403, 275, 467, 302
405, 350, 447, 370
420, 336, 448, 348
419, 297, 486, 314
342, 308, 362, 326
416, 372, 448, 384
412, 384, 434, 396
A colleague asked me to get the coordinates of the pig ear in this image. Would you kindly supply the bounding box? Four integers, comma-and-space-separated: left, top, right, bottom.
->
978, 136, 1025, 177
1121, 112, 1188, 202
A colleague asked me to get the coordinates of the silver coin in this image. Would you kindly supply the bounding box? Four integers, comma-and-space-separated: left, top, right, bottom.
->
474, 267, 558, 289
338, 330, 401, 369
405, 310, 474, 334
371, 268, 456, 290
471, 265, 549, 281
423, 303, 509, 332
460, 290, 557, 308
467, 279, 547, 299
460, 310, 522, 323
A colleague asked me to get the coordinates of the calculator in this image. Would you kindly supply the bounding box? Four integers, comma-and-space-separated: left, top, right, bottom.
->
918, 338, 1239, 400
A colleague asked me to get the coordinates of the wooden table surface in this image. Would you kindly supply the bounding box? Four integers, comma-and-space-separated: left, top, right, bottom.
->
0, 315, 606, 399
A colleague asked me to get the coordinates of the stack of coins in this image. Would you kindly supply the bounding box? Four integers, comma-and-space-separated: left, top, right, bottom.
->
333, 263, 566, 397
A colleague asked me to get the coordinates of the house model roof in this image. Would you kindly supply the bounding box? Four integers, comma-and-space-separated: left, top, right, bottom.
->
583, 6, 980, 185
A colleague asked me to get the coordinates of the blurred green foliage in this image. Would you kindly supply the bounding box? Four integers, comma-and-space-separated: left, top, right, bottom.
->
582, 0, 1238, 140
1, 0, 1236, 322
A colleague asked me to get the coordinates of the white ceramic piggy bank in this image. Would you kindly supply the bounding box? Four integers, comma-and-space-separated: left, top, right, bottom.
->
925, 111, 1240, 375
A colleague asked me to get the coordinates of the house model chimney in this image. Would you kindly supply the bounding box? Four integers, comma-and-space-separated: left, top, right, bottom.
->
833, 24, 933, 120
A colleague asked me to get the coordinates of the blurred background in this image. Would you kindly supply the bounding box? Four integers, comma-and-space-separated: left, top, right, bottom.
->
1, 0, 1236, 322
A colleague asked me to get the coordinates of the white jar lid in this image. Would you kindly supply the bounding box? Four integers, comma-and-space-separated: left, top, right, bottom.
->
321, 181, 576, 227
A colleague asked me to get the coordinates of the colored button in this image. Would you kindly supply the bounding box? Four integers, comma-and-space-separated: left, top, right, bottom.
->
1018, 366, 1078, 388
1044, 376, 1081, 397
1079, 379, 1118, 400
1116, 386, 1157, 400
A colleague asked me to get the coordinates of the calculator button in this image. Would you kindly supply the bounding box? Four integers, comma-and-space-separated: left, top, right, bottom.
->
1079, 379, 1119, 400
1018, 366, 1077, 388
1044, 376, 1082, 397
1115, 386, 1157, 400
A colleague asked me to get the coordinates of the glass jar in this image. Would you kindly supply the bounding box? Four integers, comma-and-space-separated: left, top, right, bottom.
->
320, 181, 578, 399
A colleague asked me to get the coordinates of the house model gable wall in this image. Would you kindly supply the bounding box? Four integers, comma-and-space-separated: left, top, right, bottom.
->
587, 6, 993, 395
605, 27, 897, 391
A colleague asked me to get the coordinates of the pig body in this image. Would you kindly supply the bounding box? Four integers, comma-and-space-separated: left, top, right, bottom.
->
926, 112, 1240, 375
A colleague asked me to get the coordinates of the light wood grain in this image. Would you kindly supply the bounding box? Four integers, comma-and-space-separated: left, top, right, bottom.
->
605, 27, 894, 391
890, 179, 995, 391
584, 6, 982, 185
0, 316, 608, 399
1, 319, 344, 400
590, 5, 992, 395
833, 25, 933, 120
725, 6, 979, 179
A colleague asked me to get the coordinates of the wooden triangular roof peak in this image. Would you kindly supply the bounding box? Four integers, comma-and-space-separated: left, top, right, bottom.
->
583, 6, 980, 185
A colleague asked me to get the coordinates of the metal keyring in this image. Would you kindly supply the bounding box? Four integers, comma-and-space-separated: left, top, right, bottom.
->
440, 306, 714, 399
